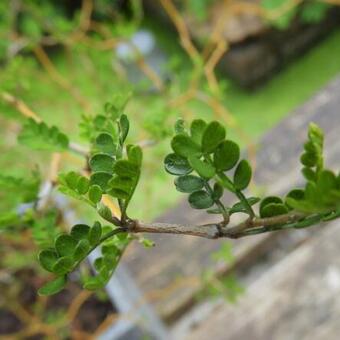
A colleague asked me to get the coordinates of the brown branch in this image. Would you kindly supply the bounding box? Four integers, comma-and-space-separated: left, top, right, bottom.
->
159, 0, 200, 63
132, 221, 224, 239
1, 91, 41, 122
129, 212, 307, 240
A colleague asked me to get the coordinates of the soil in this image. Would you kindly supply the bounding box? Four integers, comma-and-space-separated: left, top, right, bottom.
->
0, 268, 117, 337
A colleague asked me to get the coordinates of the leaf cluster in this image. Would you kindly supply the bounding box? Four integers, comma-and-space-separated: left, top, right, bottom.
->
18, 118, 69, 151
38, 221, 129, 295
164, 119, 255, 219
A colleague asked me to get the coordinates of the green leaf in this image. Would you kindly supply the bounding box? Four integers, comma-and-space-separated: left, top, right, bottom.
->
286, 189, 305, 201
127, 145, 143, 166
285, 189, 305, 209
52, 256, 74, 275
230, 197, 260, 215
65, 171, 80, 190
70, 224, 90, 240
285, 197, 316, 213
140, 238, 155, 248
171, 134, 201, 157
308, 122, 324, 146
89, 222, 102, 246
300, 152, 317, 167
89, 154, 115, 173
304, 141, 318, 154
174, 175, 204, 193
317, 170, 337, 194
39, 250, 58, 272
119, 114, 129, 143
114, 160, 139, 178
302, 167, 317, 182
55, 234, 77, 257
76, 176, 90, 195
260, 196, 283, 217
95, 133, 116, 154
190, 119, 207, 144
97, 203, 112, 222
108, 176, 132, 199
233, 160, 252, 190
261, 203, 289, 218
18, 118, 69, 151
212, 182, 224, 200
202, 121, 226, 153
74, 239, 90, 261
38, 276, 67, 296
188, 156, 215, 179
0, 172, 40, 203
305, 181, 318, 204
90, 172, 112, 191
188, 190, 214, 209
88, 185, 102, 204
164, 153, 192, 176
83, 276, 106, 290
174, 118, 186, 134
213, 140, 240, 171
94, 257, 104, 271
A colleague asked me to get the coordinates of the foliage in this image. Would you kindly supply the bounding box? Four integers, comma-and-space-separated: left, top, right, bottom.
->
261, 0, 331, 29
1, 0, 340, 304
18, 118, 69, 151
1, 105, 338, 296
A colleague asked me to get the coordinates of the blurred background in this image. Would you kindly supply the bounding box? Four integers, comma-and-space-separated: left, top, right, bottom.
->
1, 0, 340, 339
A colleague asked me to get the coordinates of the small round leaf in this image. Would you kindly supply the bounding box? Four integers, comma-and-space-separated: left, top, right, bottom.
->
190, 119, 207, 144
164, 153, 192, 176
202, 121, 226, 153
76, 176, 90, 195
39, 250, 58, 272
213, 140, 240, 171
188, 190, 214, 209
89, 154, 115, 173
89, 221, 102, 246
52, 256, 74, 275
89, 185, 102, 204
261, 203, 289, 218
38, 276, 67, 296
71, 224, 90, 240
90, 172, 112, 191
233, 160, 252, 190
260, 196, 283, 216
188, 156, 215, 179
174, 175, 204, 193
55, 234, 77, 257
171, 134, 201, 157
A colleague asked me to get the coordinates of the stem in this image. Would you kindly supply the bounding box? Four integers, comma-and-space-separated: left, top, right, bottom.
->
128, 211, 311, 239
203, 181, 229, 222
235, 190, 255, 218
68, 142, 89, 157
203, 155, 229, 221
99, 227, 126, 244
216, 171, 255, 218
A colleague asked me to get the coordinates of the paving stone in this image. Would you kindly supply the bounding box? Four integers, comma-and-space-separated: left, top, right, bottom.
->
185, 220, 340, 340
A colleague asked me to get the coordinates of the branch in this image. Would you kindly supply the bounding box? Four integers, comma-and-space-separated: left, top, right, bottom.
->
128, 211, 308, 239
131, 221, 223, 239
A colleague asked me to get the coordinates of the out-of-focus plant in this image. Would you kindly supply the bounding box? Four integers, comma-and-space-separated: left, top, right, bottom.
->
262, 0, 332, 29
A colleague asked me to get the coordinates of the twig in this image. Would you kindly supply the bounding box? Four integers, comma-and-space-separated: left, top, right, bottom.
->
128, 211, 308, 239
159, 0, 200, 63
1, 91, 41, 122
